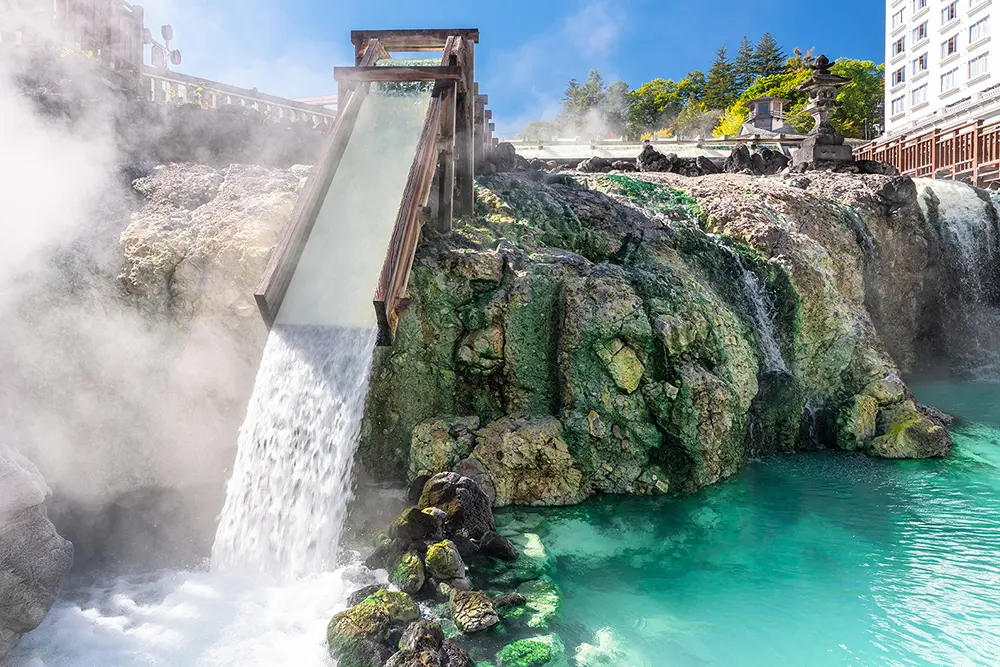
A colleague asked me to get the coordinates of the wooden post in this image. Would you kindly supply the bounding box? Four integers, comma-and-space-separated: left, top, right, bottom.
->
438, 80, 457, 233
456, 38, 476, 217
974, 119, 983, 187
930, 130, 938, 178
474, 92, 486, 173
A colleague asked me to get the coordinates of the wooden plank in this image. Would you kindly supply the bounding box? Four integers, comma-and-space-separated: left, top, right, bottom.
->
334, 66, 462, 84
456, 38, 476, 216
351, 28, 479, 52
438, 80, 457, 234
374, 98, 444, 344
254, 84, 369, 326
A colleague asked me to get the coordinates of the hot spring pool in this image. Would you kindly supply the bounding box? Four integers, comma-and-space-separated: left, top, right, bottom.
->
497, 380, 1000, 666
15, 381, 1000, 666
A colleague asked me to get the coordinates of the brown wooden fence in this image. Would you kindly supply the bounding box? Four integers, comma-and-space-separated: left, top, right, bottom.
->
856, 117, 1000, 188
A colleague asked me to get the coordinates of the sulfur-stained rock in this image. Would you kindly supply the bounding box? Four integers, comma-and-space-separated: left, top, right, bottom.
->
457, 325, 505, 376
425, 540, 467, 580
870, 400, 951, 458
385, 649, 442, 667
451, 590, 500, 633
593, 338, 644, 393
409, 418, 481, 481
837, 394, 879, 451
327, 604, 392, 666
473, 416, 583, 507
440, 639, 475, 667
391, 506, 444, 542
390, 550, 426, 595
399, 620, 445, 652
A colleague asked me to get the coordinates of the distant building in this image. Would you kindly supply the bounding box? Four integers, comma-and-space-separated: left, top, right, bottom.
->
740, 97, 800, 136
884, 0, 999, 137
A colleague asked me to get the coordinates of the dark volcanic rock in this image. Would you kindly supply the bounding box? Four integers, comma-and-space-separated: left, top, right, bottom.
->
417, 473, 495, 541
637, 145, 674, 172
696, 155, 722, 174
400, 620, 445, 652
724, 144, 754, 173
390, 506, 443, 542
493, 593, 528, 611
857, 160, 900, 176
480, 531, 518, 561
347, 584, 386, 607
385, 649, 441, 667
450, 590, 500, 633
440, 640, 474, 667
576, 156, 614, 173
755, 147, 790, 175
612, 160, 638, 172
453, 457, 496, 505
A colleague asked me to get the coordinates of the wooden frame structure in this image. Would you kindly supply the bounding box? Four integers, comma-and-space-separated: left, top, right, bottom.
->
856, 117, 1000, 188
255, 29, 493, 346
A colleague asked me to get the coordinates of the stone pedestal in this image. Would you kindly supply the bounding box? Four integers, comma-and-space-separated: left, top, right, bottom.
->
792, 134, 853, 167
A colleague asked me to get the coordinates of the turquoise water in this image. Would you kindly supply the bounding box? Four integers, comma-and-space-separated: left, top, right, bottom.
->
502, 382, 1000, 667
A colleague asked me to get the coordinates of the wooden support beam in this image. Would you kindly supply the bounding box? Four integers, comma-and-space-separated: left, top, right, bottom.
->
456, 37, 476, 216
334, 66, 462, 84
438, 80, 457, 234
474, 95, 486, 173
351, 29, 479, 52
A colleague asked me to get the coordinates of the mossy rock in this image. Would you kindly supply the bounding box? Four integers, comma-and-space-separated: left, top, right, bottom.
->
479, 532, 551, 587
327, 604, 393, 666
359, 588, 421, 623
390, 549, 427, 595
870, 400, 950, 458
425, 539, 467, 580
495, 634, 569, 667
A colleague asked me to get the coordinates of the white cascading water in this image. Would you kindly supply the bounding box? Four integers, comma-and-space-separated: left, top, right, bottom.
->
916, 179, 1000, 380
212, 324, 379, 578
15, 85, 433, 666
728, 250, 789, 374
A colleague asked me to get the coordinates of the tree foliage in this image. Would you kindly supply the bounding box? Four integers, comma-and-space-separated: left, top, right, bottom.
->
733, 36, 756, 91
829, 58, 885, 139
753, 33, 786, 79
704, 45, 736, 111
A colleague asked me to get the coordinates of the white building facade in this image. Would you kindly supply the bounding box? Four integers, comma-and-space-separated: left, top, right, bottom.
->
885, 0, 1000, 137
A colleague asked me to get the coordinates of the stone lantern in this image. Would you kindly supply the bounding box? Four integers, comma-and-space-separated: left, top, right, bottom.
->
792, 55, 853, 168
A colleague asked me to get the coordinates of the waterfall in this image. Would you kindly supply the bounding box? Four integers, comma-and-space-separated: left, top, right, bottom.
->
211, 324, 379, 579
725, 249, 789, 374
916, 179, 1000, 379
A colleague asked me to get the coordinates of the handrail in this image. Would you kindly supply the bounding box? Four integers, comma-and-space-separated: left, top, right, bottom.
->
141, 67, 337, 125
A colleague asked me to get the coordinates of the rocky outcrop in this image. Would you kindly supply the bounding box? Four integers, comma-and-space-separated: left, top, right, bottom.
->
636, 145, 723, 177
123, 165, 965, 506
0, 447, 74, 659
362, 170, 952, 501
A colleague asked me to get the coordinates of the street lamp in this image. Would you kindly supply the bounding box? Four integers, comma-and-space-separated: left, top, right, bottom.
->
144, 24, 181, 70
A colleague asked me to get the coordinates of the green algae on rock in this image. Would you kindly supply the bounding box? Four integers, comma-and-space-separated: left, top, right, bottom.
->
495, 634, 569, 667
359, 171, 951, 502
425, 540, 467, 580
390, 550, 426, 595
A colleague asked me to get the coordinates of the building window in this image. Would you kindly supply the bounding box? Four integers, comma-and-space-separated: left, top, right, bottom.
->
913, 52, 929, 72
969, 16, 989, 43
913, 21, 929, 42
893, 66, 907, 86
891, 96, 906, 116
969, 52, 990, 78
913, 0, 927, 11
894, 37, 907, 56
893, 8, 906, 28
942, 34, 960, 58
971, 0, 988, 9
941, 67, 960, 90
912, 84, 928, 105
943, 1, 959, 23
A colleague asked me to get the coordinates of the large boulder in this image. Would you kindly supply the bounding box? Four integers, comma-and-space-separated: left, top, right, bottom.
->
0, 447, 73, 659
472, 417, 584, 507
450, 590, 500, 633
409, 418, 480, 482
636, 145, 674, 172
417, 473, 495, 541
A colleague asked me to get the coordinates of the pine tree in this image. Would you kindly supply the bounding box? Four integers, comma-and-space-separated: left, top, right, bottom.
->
753, 33, 787, 79
703, 44, 736, 110
733, 36, 756, 91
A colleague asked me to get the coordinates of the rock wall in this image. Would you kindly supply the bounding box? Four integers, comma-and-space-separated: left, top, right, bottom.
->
119, 165, 962, 506
0, 447, 73, 658
360, 172, 951, 500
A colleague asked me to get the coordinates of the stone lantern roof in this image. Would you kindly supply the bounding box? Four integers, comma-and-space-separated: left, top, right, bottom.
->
791, 54, 854, 169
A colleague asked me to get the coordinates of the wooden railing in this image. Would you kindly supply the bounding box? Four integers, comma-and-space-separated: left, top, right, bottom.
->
856, 117, 1000, 187
141, 68, 337, 126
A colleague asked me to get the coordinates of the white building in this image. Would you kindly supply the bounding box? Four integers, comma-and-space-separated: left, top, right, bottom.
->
884, 0, 1000, 137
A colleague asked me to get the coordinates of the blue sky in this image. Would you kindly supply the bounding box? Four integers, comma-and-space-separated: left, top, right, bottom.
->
141, 0, 884, 135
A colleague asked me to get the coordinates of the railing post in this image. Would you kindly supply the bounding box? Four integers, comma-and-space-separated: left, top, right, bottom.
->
974, 119, 983, 186
931, 129, 938, 177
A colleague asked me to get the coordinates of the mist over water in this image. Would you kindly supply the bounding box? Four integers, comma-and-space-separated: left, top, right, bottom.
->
212, 325, 379, 579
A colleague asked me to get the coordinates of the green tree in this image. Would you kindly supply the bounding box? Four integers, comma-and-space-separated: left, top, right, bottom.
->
830, 58, 885, 139
603, 80, 631, 135
704, 44, 736, 110
626, 78, 684, 137
676, 70, 707, 102
786, 46, 817, 72
712, 68, 812, 137
674, 101, 721, 138
753, 33, 786, 79
561, 70, 607, 122
733, 36, 756, 90
518, 120, 560, 141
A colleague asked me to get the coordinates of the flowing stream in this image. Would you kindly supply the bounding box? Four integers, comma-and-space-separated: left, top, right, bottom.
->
728, 250, 788, 373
